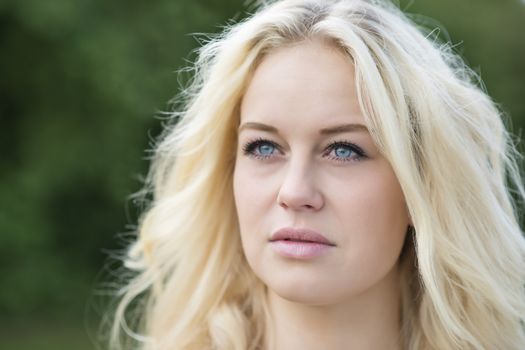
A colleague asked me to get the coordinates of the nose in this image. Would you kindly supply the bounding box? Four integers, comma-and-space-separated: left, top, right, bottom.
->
277, 160, 324, 212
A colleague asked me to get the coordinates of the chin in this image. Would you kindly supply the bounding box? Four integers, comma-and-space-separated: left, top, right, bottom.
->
265, 273, 345, 306
275, 290, 331, 306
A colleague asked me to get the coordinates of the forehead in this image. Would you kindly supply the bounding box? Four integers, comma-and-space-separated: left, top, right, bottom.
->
240, 39, 364, 128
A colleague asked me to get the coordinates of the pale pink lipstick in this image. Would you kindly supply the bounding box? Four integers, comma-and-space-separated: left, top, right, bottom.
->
269, 227, 336, 259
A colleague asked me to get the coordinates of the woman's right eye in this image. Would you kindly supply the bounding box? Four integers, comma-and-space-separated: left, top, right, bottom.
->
242, 138, 280, 159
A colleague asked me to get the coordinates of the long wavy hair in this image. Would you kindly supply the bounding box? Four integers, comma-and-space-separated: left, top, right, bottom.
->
109, 0, 525, 349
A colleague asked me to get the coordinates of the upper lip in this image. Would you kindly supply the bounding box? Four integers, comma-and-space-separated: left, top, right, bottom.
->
269, 227, 336, 246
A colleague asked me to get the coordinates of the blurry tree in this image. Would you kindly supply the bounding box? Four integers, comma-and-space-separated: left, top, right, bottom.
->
405, 0, 525, 129
0, 0, 245, 322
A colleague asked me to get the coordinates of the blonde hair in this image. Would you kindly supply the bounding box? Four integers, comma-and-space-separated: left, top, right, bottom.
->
109, 0, 525, 349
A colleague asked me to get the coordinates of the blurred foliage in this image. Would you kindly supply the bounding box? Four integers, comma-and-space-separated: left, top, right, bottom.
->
0, 0, 241, 318
0, 0, 524, 348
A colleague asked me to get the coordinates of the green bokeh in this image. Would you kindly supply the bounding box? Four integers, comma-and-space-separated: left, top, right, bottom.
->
1, 0, 523, 348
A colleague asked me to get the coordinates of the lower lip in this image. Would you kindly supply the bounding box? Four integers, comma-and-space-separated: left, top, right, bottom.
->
269, 240, 334, 259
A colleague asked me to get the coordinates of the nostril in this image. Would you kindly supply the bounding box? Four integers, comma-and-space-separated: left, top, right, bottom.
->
276, 183, 324, 211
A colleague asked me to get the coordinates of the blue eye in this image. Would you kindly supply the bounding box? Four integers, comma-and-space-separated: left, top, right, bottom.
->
334, 146, 353, 158
325, 141, 366, 162
258, 143, 275, 156
242, 138, 279, 159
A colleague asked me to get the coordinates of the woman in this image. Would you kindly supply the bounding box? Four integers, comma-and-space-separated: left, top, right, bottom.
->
110, 0, 525, 349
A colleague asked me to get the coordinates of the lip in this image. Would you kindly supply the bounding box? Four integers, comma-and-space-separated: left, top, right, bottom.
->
270, 227, 335, 245
269, 227, 336, 259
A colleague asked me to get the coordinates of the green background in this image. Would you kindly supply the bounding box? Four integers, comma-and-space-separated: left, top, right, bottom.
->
1, 0, 524, 349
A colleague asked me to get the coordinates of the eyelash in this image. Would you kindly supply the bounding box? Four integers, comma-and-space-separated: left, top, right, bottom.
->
241, 137, 367, 162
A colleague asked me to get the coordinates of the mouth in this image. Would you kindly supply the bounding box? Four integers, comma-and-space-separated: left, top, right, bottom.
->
269, 227, 336, 259
269, 227, 336, 246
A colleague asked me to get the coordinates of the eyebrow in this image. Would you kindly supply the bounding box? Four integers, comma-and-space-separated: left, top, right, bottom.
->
238, 121, 369, 135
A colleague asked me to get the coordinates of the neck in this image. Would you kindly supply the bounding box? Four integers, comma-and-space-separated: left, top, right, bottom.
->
263, 263, 403, 350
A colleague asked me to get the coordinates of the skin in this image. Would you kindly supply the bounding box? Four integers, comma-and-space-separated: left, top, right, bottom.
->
233, 39, 410, 350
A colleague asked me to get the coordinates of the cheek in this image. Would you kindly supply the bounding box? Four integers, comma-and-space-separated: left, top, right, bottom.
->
233, 161, 273, 250
332, 166, 409, 284
233, 157, 281, 220
234, 164, 263, 226
233, 167, 248, 230
334, 160, 408, 230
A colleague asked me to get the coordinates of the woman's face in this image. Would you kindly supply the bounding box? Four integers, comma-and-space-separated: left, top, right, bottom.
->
233, 40, 410, 305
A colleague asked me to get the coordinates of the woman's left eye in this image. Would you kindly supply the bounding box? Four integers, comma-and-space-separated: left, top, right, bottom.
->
324, 141, 366, 162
